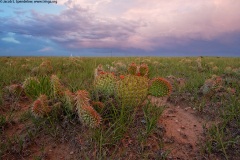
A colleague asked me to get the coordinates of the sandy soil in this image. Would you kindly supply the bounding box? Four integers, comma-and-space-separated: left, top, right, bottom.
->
158, 104, 205, 159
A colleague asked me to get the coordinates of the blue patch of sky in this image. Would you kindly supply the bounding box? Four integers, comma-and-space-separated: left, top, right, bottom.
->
0, 2, 65, 18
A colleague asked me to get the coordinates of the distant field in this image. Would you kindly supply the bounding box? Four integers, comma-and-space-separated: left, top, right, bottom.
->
0, 57, 239, 159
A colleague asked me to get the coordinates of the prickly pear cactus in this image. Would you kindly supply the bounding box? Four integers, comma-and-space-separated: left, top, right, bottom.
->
116, 75, 148, 107
149, 78, 172, 97
75, 90, 91, 107
51, 75, 64, 98
32, 94, 51, 117
128, 62, 137, 75
94, 72, 116, 97
63, 90, 75, 112
77, 105, 102, 128
75, 90, 101, 128
139, 63, 149, 76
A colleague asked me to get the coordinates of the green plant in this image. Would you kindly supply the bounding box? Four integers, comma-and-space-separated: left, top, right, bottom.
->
94, 72, 116, 97
116, 74, 148, 108
23, 76, 53, 99
143, 101, 165, 136
149, 78, 172, 97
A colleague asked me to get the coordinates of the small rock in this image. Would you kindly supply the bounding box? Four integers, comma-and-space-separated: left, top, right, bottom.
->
177, 129, 181, 132
181, 126, 185, 129
49, 149, 52, 152
175, 120, 179, 123
70, 151, 74, 155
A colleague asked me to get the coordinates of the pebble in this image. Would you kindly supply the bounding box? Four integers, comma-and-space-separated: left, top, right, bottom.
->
70, 151, 74, 155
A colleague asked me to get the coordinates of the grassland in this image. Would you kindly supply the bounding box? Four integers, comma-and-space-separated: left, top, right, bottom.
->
0, 56, 239, 159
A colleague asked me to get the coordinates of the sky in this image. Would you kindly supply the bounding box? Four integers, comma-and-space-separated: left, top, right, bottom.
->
0, 0, 240, 57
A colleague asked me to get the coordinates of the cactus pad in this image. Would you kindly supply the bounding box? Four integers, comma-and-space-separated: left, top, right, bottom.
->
139, 63, 149, 76
94, 72, 116, 97
75, 90, 101, 128
75, 90, 91, 108
128, 62, 137, 75
149, 78, 172, 97
77, 105, 102, 128
63, 90, 76, 112
32, 94, 51, 117
51, 75, 64, 98
116, 75, 148, 107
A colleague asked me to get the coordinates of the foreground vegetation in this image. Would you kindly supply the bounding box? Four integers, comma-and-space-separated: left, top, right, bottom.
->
0, 56, 239, 159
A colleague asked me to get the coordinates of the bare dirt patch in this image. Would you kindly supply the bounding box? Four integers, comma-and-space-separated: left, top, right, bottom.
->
158, 104, 205, 159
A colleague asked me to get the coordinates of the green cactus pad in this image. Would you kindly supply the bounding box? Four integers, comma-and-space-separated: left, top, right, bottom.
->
77, 105, 102, 128
149, 78, 172, 97
51, 75, 64, 98
32, 94, 51, 117
116, 75, 148, 108
128, 62, 137, 75
139, 63, 149, 76
63, 90, 75, 112
94, 73, 116, 97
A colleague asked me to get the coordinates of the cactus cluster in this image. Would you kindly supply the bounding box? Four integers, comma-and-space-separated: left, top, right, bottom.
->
18, 62, 172, 129
94, 72, 116, 97
116, 75, 148, 107
149, 78, 172, 97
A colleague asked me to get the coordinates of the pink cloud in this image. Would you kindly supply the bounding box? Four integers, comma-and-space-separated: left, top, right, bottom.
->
2, 0, 240, 51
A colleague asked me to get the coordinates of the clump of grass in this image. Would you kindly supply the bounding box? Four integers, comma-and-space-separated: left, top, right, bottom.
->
23, 76, 53, 100
204, 97, 240, 159
0, 115, 7, 132
143, 101, 165, 136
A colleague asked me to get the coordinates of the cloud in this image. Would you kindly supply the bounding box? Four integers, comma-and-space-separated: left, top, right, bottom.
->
1, 37, 20, 44
1, 0, 240, 52
38, 47, 53, 52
